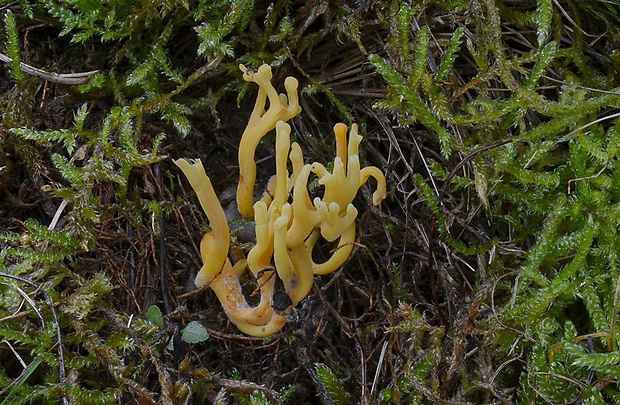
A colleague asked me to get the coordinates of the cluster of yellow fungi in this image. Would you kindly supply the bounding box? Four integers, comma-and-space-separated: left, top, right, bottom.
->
174, 64, 386, 337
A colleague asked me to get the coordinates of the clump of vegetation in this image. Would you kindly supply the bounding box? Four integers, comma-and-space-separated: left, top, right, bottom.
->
2, 0, 620, 403
370, 0, 620, 402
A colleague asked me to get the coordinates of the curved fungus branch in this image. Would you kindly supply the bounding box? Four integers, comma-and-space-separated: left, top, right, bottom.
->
360, 166, 387, 205
306, 223, 356, 276
200, 222, 289, 337
200, 233, 275, 327
247, 200, 274, 274
229, 309, 287, 337
173, 158, 229, 288
285, 239, 314, 305
236, 64, 301, 218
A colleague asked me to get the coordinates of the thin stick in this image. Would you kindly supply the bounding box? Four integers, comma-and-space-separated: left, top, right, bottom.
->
370, 341, 388, 397
0, 51, 99, 85
610, 271, 620, 351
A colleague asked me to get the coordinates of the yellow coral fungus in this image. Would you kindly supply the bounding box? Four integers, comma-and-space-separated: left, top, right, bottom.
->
200, 232, 277, 328
173, 158, 229, 288
286, 164, 328, 247
236, 64, 301, 218
175, 64, 387, 336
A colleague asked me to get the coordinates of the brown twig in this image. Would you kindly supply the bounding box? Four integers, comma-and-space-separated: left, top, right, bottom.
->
0, 51, 99, 84
440, 140, 513, 196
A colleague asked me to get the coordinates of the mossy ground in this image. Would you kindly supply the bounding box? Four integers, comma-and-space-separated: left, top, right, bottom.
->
2, 1, 620, 404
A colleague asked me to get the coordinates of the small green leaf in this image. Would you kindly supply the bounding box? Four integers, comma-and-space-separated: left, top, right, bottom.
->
314, 363, 350, 405
146, 305, 164, 329
74, 103, 89, 132
181, 321, 209, 343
